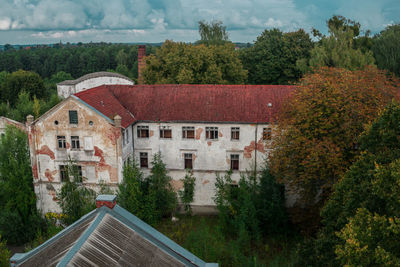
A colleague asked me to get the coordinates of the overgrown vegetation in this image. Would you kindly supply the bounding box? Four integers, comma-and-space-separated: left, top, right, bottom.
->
179, 170, 196, 214
0, 235, 10, 267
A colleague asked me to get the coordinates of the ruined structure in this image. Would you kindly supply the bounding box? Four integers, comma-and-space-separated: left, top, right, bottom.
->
0, 116, 26, 135
28, 81, 294, 213
57, 71, 134, 98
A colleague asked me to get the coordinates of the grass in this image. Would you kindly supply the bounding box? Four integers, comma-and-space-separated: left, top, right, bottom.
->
156, 215, 301, 267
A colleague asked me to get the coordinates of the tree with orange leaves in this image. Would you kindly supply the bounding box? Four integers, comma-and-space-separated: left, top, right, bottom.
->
269, 66, 399, 226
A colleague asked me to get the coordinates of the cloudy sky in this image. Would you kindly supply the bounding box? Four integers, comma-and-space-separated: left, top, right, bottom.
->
0, 0, 398, 44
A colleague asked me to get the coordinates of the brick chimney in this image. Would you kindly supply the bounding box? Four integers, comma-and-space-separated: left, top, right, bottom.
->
96, 195, 117, 209
138, 45, 146, 84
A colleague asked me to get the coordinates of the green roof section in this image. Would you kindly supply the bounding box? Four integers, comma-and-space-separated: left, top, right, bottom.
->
10, 195, 218, 267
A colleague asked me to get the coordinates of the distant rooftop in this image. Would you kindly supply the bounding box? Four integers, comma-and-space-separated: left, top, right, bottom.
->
57, 71, 133, 86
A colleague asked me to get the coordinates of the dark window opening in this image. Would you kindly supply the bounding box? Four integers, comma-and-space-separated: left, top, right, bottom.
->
160, 127, 172, 138
231, 127, 240, 140
71, 136, 80, 149
69, 110, 78, 124
57, 136, 66, 149
184, 153, 193, 169
137, 126, 149, 138
182, 127, 195, 139
263, 128, 272, 140
231, 154, 239, 170
140, 152, 148, 168
206, 127, 218, 140
60, 165, 68, 182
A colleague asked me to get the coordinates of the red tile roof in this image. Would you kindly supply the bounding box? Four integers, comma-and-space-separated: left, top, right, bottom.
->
75, 84, 295, 128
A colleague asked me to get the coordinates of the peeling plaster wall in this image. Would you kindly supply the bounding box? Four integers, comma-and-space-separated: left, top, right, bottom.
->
30, 98, 122, 213
133, 122, 272, 207
0, 117, 26, 135
57, 77, 134, 98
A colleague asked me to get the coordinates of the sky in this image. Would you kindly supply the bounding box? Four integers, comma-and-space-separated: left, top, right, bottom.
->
0, 0, 398, 45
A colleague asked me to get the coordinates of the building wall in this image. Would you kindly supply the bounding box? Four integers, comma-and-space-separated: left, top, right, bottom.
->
28, 98, 122, 213
0, 116, 26, 135
131, 122, 273, 207
57, 76, 134, 98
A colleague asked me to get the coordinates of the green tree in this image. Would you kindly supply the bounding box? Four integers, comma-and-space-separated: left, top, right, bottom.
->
372, 24, 400, 76
142, 40, 247, 84
196, 20, 230, 46
0, 125, 41, 244
269, 67, 399, 229
306, 16, 375, 71
0, 235, 10, 267
179, 170, 196, 214
240, 28, 313, 84
56, 161, 96, 225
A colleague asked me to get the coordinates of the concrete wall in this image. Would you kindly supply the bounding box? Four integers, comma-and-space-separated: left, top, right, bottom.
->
28, 98, 122, 213
0, 117, 26, 135
131, 122, 273, 207
57, 76, 134, 98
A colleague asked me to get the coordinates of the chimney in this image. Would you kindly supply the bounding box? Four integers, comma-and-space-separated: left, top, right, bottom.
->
114, 115, 121, 128
138, 45, 146, 84
96, 195, 117, 209
26, 114, 34, 125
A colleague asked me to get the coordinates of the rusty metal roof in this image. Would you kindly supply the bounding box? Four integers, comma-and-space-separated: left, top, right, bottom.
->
75, 84, 295, 128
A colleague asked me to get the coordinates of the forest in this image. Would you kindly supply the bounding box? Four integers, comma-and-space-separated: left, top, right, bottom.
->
0, 16, 400, 266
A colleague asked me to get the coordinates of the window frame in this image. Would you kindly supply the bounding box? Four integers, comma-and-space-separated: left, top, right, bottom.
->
57, 135, 66, 150
59, 165, 68, 182
182, 126, 195, 139
230, 154, 239, 171
205, 127, 219, 140
231, 127, 240, 140
69, 110, 78, 124
184, 153, 193, 169
159, 126, 172, 139
71, 136, 80, 150
137, 126, 149, 138
140, 152, 149, 168
263, 127, 272, 140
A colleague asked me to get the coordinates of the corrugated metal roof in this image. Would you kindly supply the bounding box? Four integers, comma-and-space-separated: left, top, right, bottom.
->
75, 84, 295, 128
57, 72, 133, 86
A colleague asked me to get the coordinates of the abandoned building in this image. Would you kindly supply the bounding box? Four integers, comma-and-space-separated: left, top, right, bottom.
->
28, 79, 294, 213
10, 194, 218, 267
0, 116, 25, 136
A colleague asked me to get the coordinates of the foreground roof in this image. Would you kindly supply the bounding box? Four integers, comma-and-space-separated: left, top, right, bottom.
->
75, 84, 294, 128
11, 195, 217, 267
57, 72, 133, 86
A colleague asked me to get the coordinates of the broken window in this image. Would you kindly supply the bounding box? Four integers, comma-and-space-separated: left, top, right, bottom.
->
263, 127, 272, 140
60, 165, 68, 182
60, 165, 82, 182
72, 165, 83, 183
231, 127, 240, 140
160, 126, 172, 139
71, 136, 80, 150
184, 153, 193, 169
230, 154, 239, 170
140, 152, 148, 168
137, 126, 149, 138
206, 127, 218, 140
57, 136, 66, 149
69, 110, 78, 124
182, 126, 195, 139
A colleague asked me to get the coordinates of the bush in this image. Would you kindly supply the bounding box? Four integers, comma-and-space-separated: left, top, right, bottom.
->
0, 235, 10, 267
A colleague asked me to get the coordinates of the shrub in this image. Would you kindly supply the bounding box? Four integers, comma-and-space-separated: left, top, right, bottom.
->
0, 235, 10, 267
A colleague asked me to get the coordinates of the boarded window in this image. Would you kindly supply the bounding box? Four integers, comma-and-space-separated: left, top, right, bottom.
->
137, 126, 149, 138
85, 166, 96, 183
182, 127, 195, 139
84, 136, 93, 151
57, 136, 66, 149
160, 126, 172, 139
263, 128, 272, 140
206, 127, 218, 140
184, 153, 193, 169
69, 110, 78, 124
71, 136, 80, 149
230, 154, 239, 170
140, 152, 148, 168
231, 127, 240, 140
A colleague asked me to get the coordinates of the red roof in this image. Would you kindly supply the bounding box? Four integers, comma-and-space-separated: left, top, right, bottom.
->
75, 84, 295, 128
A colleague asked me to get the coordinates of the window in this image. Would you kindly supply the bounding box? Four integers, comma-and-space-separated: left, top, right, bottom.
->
57, 136, 66, 149
69, 110, 78, 124
140, 152, 148, 168
126, 129, 129, 143
71, 136, 80, 150
84, 136, 93, 151
230, 154, 239, 170
263, 128, 272, 140
182, 127, 195, 139
160, 126, 172, 139
72, 165, 82, 183
206, 127, 218, 140
60, 165, 68, 182
231, 127, 240, 140
184, 153, 193, 169
137, 126, 149, 138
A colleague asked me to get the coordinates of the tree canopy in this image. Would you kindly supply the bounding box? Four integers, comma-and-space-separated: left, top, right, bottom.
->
141, 40, 247, 84
196, 20, 230, 46
269, 67, 399, 226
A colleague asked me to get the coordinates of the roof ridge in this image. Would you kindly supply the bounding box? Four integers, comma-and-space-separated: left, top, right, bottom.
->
107, 86, 136, 121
